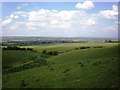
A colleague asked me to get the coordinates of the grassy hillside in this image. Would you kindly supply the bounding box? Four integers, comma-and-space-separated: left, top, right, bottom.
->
2, 50, 39, 69
2, 43, 119, 88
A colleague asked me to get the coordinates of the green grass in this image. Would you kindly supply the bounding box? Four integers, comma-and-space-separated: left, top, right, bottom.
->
2, 50, 39, 69
2, 42, 119, 88
20, 42, 117, 52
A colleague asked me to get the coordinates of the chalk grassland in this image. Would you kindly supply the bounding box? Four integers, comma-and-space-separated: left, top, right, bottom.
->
2, 42, 119, 88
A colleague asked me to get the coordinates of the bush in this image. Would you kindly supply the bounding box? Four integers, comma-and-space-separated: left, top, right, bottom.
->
78, 62, 85, 67
81, 64, 84, 67
42, 50, 58, 56
53, 51, 58, 55
78, 62, 82, 64
27, 48, 33, 51
20, 80, 27, 87
93, 46, 103, 48
63, 67, 71, 73
75, 48, 79, 50
93, 61, 101, 66
80, 46, 87, 49
42, 50, 47, 54
47, 51, 53, 55
86, 46, 90, 48
35, 58, 48, 66
49, 68, 54, 71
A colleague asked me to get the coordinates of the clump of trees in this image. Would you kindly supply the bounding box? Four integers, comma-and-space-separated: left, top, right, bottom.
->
42, 50, 58, 56
2, 46, 33, 51
80, 46, 90, 49
104, 40, 119, 43
93, 46, 103, 48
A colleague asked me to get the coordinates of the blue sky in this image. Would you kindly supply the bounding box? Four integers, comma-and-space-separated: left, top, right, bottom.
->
2, 2, 117, 17
1, 1, 118, 38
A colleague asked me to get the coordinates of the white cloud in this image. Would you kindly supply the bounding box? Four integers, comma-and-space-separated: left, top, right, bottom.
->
106, 26, 117, 32
2, 9, 97, 30
3, 8, 97, 31
14, 11, 28, 17
26, 21, 47, 29
99, 5, 118, 20
79, 18, 96, 26
28, 10, 48, 21
2, 18, 12, 26
2, 13, 20, 26
28, 9, 86, 22
112, 5, 118, 12
10, 22, 26, 30
27, 9, 91, 29
14, 15, 19, 19
10, 14, 19, 19
75, 1, 94, 10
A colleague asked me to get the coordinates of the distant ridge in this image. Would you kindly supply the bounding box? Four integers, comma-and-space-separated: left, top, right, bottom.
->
1, 36, 118, 41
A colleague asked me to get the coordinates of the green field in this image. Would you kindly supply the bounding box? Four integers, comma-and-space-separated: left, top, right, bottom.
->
2, 42, 119, 88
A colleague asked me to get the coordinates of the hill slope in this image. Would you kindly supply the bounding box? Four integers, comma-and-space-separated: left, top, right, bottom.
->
2, 43, 119, 88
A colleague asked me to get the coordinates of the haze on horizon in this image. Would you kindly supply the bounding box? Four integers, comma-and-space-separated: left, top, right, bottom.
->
1, 1, 118, 38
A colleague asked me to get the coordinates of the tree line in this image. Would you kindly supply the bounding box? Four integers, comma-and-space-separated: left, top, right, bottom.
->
2, 46, 33, 51
42, 50, 58, 56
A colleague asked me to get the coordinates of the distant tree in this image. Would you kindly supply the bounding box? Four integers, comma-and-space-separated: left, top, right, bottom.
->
93, 46, 103, 48
27, 48, 33, 51
2, 47, 7, 50
105, 40, 108, 43
42, 50, 47, 54
47, 51, 53, 55
86, 46, 90, 49
46, 51, 58, 55
75, 48, 79, 50
80, 46, 87, 49
108, 40, 112, 43
105, 40, 112, 43
7, 46, 12, 50
53, 51, 58, 55
12, 46, 17, 50
21, 48, 26, 50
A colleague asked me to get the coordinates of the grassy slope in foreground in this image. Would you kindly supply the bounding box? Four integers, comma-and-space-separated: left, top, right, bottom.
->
2, 43, 119, 88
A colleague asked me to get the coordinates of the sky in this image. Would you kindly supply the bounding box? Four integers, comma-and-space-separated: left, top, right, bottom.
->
1, 1, 119, 38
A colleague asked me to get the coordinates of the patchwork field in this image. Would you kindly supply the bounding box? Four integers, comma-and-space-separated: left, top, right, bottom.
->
2, 42, 119, 88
